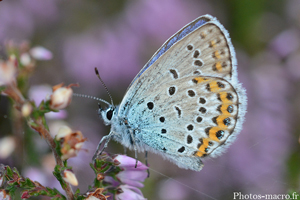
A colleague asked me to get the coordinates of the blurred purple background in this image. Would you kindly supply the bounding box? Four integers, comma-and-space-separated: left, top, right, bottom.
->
1, 0, 300, 199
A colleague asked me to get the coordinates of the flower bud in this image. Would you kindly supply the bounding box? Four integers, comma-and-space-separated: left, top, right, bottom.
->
21, 102, 33, 117
49, 83, 76, 110
62, 170, 78, 186
20, 53, 31, 66
0, 137, 16, 159
0, 60, 16, 86
0, 190, 11, 200
56, 126, 72, 140
30, 46, 53, 60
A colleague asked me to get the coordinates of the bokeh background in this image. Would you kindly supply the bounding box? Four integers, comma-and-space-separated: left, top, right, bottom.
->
1, 0, 300, 199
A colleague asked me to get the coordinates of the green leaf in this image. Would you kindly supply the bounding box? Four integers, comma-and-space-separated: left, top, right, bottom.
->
6, 166, 13, 177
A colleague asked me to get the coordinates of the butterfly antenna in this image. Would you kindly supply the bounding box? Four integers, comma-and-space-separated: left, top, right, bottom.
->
94, 67, 114, 106
73, 93, 111, 106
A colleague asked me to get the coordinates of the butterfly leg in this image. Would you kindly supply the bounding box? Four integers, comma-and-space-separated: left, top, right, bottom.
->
92, 131, 114, 161
130, 129, 138, 168
145, 151, 150, 177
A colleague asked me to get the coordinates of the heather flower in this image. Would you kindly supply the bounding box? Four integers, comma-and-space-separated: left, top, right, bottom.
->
49, 83, 77, 110
0, 190, 11, 200
62, 169, 78, 186
55, 126, 87, 160
0, 136, 16, 159
21, 102, 33, 117
30, 46, 53, 60
29, 85, 67, 119
0, 59, 16, 86
84, 188, 109, 200
115, 184, 146, 200
113, 155, 148, 188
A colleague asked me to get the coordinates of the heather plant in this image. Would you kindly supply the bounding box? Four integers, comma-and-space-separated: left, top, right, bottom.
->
0, 42, 147, 200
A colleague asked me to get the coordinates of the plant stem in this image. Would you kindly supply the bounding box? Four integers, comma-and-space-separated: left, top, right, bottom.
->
4, 84, 74, 200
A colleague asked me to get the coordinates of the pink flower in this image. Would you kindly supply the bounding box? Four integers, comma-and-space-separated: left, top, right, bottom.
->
116, 185, 146, 200
113, 155, 148, 171
113, 155, 148, 188
30, 46, 53, 60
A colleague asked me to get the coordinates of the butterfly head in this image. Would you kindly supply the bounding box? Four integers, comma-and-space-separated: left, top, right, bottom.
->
98, 103, 117, 125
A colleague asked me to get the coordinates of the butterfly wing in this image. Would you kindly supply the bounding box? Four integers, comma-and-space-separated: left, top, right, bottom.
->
117, 15, 247, 170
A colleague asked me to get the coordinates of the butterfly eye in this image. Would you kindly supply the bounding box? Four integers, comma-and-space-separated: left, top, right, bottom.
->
106, 109, 113, 120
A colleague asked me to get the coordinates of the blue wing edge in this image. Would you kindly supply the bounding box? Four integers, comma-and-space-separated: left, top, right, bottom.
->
128, 14, 215, 87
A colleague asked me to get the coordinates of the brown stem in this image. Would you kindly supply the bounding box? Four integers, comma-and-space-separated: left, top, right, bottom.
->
42, 124, 74, 200
4, 84, 74, 200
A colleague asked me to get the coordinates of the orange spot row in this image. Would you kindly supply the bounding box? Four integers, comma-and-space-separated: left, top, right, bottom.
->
214, 50, 221, 59
215, 62, 222, 71
219, 92, 232, 104
208, 81, 221, 92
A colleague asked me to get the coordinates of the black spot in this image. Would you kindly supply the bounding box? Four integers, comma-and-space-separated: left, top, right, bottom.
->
187, 45, 193, 50
217, 105, 222, 113
205, 127, 211, 135
188, 90, 195, 97
175, 106, 181, 117
178, 146, 185, 153
170, 69, 178, 79
199, 138, 203, 143
217, 82, 225, 88
212, 63, 218, 71
217, 94, 222, 101
187, 135, 193, 144
192, 78, 198, 83
204, 147, 209, 153
169, 87, 176, 95
187, 124, 194, 131
106, 110, 113, 120
206, 84, 211, 91
216, 130, 224, 140
147, 102, 154, 110
199, 107, 207, 114
223, 118, 231, 126
208, 141, 213, 146
196, 116, 202, 123
161, 129, 167, 134
222, 62, 228, 68
162, 147, 166, 151
193, 71, 201, 75
197, 143, 201, 149
199, 97, 206, 104
193, 50, 200, 58
212, 116, 218, 125
227, 105, 233, 113
159, 117, 165, 123
194, 60, 203, 67
227, 93, 233, 100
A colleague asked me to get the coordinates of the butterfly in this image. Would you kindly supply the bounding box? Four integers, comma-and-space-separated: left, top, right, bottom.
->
93, 14, 247, 171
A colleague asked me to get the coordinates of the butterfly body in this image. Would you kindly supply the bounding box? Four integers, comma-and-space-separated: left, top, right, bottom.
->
97, 15, 247, 171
